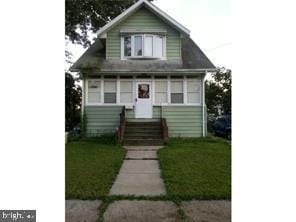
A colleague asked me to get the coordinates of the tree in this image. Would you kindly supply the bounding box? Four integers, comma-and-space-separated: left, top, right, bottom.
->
65, 72, 82, 131
66, 0, 153, 47
205, 67, 232, 115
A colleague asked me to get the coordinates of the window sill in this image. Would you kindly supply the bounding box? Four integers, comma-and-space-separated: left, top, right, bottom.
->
122, 56, 165, 60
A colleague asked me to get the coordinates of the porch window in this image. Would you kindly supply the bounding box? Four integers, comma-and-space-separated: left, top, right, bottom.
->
120, 81, 133, 103
155, 80, 167, 104
170, 80, 183, 104
87, 80, 101, 104
104, 80, 116, 103
122, 34, 165, 59
187, 78, 201, 104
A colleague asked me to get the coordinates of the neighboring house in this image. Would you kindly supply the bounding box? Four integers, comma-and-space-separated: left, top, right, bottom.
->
71, 0, 216, 144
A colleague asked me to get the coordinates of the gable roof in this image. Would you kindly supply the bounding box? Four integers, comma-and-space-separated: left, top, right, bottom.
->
96, 0, 190, 37
70, 0, 216, 72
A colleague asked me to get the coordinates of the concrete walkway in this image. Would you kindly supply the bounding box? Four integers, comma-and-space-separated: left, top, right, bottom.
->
66, 200, 101, 222
65, 200, 231, 222
110, 146, 166, 196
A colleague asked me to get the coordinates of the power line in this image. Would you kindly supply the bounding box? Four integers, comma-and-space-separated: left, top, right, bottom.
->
205, 42, 232, 52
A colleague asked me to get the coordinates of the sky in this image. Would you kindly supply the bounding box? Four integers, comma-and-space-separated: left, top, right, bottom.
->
66, 0, 231, 70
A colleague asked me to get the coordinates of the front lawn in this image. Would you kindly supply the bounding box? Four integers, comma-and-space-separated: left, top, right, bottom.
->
66, 139, 126, 199
158, 137, 231, 199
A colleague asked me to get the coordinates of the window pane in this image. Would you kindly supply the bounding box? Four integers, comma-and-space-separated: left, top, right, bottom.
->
154, 36, 163, 58
138, 84, 150, 99
155, 92, 167, 104
155, 81, 167, 92
135, 36, 143, 56
187, 79, 201, 92
120, 93, 132, 103
88, 80, 100, 92
120, 81, 132, 103
104, 93, 116, 103
104, 81, 116, 92
88, 80, 100, 103
124, 36, 131, 57
171, 93, 183, 104
171, 81, 183, 93
144, 36, 153, 56
120, 81, 132, 92
188, 92, 200, 103
88, 92, 100, 103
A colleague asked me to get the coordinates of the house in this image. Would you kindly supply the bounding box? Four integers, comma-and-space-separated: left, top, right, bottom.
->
71, 0, 216, 144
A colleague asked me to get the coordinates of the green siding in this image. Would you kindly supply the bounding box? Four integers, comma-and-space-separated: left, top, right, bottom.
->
84, 106, 122, 136
153, 106, 161, 118
106, 7, 181, 60
84, 106, 203, 137
161, 106, 203, 137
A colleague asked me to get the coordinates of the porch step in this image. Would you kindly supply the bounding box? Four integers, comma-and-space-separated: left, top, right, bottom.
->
126, 122, 161, 126
125, 128, 162, 133
123, 139, 164, 146
125, 132, 161, 137
124, 135, 162, 140
123, 121, 163, 146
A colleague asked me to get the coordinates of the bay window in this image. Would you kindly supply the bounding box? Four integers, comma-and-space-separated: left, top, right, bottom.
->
124, 36, 131, 57
144, 35, 153, 56
122, 34, 165, 59
134, 36, 143, 56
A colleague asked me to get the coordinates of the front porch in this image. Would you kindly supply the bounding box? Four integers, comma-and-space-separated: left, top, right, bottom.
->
82, 73, 207, 139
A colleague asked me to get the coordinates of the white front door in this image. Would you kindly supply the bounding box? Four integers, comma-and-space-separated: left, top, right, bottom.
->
135, 82, 152, 118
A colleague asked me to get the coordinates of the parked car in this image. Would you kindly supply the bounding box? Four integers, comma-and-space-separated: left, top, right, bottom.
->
213, 115, 231, 140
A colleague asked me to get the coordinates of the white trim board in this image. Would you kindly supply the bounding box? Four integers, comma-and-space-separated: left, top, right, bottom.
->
96, 0, 190, 37
85, 76, 202, 106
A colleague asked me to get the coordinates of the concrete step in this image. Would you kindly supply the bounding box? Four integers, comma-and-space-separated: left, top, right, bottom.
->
125, 130, 161, 134
126, 127, 161, 131
124, 135, 162, 140
126, 122, 161, 126
125, 125, 161, 129
124, 139, 164, 146
125, 132, 162, 137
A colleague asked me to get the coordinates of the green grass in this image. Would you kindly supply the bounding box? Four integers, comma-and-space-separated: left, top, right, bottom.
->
66, 139, 126, 199
158, 137, 231, 200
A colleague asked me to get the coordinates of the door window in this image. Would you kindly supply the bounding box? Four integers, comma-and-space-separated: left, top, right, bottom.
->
138, 84, 150, 99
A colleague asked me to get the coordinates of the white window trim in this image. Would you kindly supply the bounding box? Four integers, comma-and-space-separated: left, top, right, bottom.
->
170, 79, 184, 105
85, 77, 102, 106
85, 76, 202, 107
119, 78, 134, 105
186, 78, 202, 105
153, 78, 169, 106
103, 79, 117, 104
121, 34, 166, 60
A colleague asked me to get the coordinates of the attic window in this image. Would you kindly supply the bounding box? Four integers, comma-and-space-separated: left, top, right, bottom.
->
122, 34, 165, 59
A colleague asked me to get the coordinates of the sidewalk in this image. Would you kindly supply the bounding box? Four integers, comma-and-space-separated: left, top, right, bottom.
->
109, 146, 166, 196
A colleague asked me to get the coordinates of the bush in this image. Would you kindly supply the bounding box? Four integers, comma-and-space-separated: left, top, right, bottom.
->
68, 134, 117, 145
